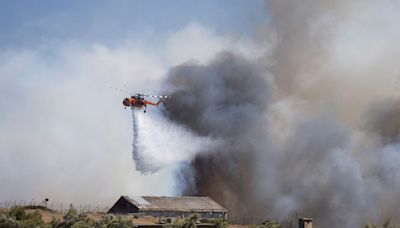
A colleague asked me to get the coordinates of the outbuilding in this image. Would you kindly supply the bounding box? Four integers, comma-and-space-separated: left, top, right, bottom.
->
108, 196, 227, 219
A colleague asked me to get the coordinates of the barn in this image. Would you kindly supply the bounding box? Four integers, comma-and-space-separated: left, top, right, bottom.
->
108, 196, 228, 219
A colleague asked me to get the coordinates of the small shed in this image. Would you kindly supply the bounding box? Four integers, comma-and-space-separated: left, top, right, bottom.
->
108, 196, 227, 219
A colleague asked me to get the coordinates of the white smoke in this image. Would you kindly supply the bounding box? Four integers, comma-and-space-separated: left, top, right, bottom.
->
0, 23, 253, 206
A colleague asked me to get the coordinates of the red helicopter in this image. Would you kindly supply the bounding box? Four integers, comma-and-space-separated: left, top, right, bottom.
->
122, 92, 169, 113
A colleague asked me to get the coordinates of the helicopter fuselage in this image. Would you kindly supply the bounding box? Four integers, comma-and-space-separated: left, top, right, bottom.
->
123, 97, 146, 108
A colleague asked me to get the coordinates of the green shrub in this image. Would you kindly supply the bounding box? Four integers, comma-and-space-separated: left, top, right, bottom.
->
22, 211, 45, 227
8, 207, 27, 221
105, 218, 133, 228
0, 213, 22, 228
70, 219, 99, 228
99, 214, 114, 225
172, 214, 199, 228
62, 204, 89, 227
98, 214, 133, 228
214, 218, 229, 228
0, 207, 45, 227
250, 219, 281, 228
64, 204, 78, 221
49, 216, 62, 228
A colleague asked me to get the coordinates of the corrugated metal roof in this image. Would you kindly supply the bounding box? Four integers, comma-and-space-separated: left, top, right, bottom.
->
130, 196, 151, 205
123, 196, 227, 212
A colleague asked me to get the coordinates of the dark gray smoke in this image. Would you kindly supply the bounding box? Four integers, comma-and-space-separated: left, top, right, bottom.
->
163, 52, 272, 217
162, 52, 370, 226
160, 0, 400, 227
163, 53, 400, 227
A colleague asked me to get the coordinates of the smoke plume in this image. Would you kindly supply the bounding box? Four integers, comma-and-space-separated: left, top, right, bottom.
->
163, 52, 272, 216
160, 1, 400, 227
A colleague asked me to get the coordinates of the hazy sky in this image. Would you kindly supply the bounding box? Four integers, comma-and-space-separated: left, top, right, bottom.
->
0, 0, 268, 47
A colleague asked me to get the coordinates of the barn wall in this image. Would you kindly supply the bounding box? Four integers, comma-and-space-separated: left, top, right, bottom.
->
108, 197, 139, 214
139, 210, 227, 219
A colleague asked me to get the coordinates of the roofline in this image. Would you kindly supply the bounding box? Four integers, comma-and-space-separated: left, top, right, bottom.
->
121, 196, 228, 212
138, 208, 228, 213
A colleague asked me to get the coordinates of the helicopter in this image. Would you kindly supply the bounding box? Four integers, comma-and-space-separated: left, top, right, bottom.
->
122, 92, 169, 113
